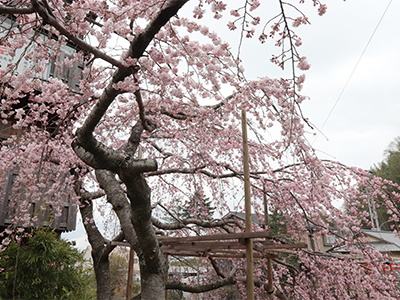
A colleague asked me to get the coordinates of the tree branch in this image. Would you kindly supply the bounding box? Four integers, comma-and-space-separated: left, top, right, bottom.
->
78, 0, 188, 138
166, 277, 236, 293
30, 0, 125, 69
96, 169, 140, 251
81, 190, 105, 201
0, 5, 35, 14
72, 138, 157, 175
236, 276, 288, 300
151, 216, 239, 230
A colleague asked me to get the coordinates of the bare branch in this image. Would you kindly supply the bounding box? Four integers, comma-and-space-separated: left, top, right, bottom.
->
0, 5, 35, 14
151, 216, 239, 230
30, 0, 125, 69
166, 277, 236, 293
147, 166, 263, 180
72, 138, 157, 174
81, 190, 105, 201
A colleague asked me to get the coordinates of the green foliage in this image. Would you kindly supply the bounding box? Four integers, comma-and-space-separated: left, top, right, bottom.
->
109, 251, 129, 298
167, 289, 183, 300
177, 191, 215, 221
369, 137, 400, 229
347, 137, 400, 230
372, 137, 400, 186
131, 283, 141, 297
268, 210, 288, 237
0, 230, 94, 300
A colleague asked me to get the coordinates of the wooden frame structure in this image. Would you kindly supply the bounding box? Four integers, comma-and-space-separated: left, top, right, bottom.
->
115, 110, 307, 300
112, 231, 306, 260
113, 230, 306, 300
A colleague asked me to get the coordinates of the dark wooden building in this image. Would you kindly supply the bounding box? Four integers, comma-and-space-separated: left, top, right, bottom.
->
0, 15, 84, 234
1, 167, 77, 233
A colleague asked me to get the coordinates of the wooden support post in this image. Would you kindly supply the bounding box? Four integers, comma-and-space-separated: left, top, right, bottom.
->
126, 248, 135, 300
263, 184, 269, 229
241, 110, 254, 300
165, 254, 169, 300
264, 185, 275, 299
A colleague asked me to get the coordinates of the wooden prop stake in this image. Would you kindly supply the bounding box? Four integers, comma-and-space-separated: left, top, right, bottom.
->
241, 110, 254, 300
126, 248, 135, 300
165, 254, 169, 300
264, 185, 274, 299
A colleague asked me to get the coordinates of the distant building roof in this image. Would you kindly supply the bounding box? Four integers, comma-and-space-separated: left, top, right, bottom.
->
222, 211, 266, 225
332, 229, 400, 254
362, 229, 400, 253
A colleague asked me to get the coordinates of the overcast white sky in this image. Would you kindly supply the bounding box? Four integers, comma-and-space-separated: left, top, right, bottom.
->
63, 0, 400, 248
292, 0, 399, 170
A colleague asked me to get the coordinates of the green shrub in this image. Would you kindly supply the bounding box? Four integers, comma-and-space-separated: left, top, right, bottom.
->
0, 229, 94, 299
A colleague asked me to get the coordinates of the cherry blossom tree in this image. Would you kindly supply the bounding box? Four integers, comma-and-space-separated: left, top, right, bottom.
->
0, 0, 400, 299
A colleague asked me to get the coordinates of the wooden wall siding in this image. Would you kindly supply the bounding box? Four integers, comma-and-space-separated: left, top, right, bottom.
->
0, 168, 77, 232
49, 51, 85, 91
0, 18, 84, 233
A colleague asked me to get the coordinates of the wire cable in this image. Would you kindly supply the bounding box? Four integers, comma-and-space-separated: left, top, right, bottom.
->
313, 0, 393, 144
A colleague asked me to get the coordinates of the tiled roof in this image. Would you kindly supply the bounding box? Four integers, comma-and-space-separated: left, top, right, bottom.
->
362, 230, 400, 249
222, 211, 266, 225
332, 230, 400, 254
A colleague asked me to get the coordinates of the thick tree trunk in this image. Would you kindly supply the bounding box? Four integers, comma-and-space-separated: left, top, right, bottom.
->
69, 2, 190, 298
76, 183, 114, 300
79, 200, 114, 300
124, 174, 168, 299
139, 267, 167, 299
92, 250, 112, 300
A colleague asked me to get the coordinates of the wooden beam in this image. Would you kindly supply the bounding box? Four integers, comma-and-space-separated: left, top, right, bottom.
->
158, 231, 272, 244
161, 242, 244, 251
242, 109, 254, 300
162, 251, 280, 259
161, 241, 306, 252
262, 243, 307, 250
165, 254, 169, 300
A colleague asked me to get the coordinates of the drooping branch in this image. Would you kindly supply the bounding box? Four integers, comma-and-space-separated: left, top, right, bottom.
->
29, 0, 125, 69
78, 0, 189, 138
147, 166, 260, 179
236, 276, 288, 300
157, 94, 234, 121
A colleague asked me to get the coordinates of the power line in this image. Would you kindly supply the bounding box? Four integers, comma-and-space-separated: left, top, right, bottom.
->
313, 0, 393, 144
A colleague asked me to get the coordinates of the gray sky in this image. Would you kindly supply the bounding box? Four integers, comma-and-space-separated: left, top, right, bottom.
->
297, 0, 399, 170
63, 0, 400, 248
203, 0, 400, 170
